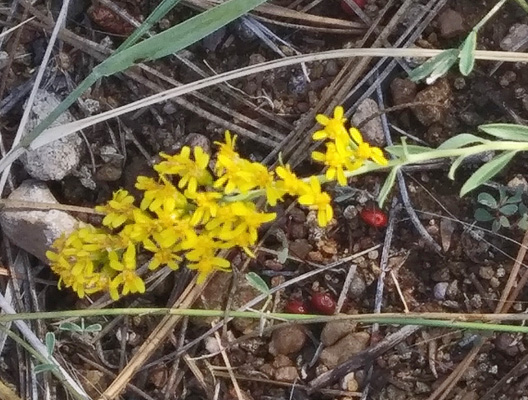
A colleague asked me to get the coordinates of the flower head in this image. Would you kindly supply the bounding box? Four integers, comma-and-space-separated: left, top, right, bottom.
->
313, 106, 349, 146
298, 177, 333, 227
349, 128, 388, 166
311, 142, 361, 186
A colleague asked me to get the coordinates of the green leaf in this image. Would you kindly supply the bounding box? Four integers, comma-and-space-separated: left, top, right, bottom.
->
519, 202, 528, 215
385, 145, 432, 158
438, 133, 488, 150
499, 204, 518, 216
448, 154, 467, 180
499, 215, 511, 227
479, 123, 528, 142
246, 272, 270, 295
518, 214, 528, 230
59, 322, 82, 332
84, 324, 103, 333
378, 167, 399, 208
506, 187, 523, 204
45, 332, 55, 356
460, 151, 518, 196
409, 49, 459, 83
477, 192, 498, 209
474, 208, 494, 222
34, 364, 58, 374
459, 31, 477, 76
492, 219, 501, 232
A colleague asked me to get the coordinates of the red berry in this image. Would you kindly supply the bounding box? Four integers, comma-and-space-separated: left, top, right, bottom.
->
310, 292, 337, 315
285, 299, 309, 314
360, 207, 388, 228
340, 0, 366, 16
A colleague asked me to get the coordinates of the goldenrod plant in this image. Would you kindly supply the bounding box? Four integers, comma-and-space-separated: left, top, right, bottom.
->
47, 107, 388, 300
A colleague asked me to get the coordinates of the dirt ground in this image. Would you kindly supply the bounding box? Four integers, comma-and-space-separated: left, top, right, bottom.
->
3, 0, 528, 399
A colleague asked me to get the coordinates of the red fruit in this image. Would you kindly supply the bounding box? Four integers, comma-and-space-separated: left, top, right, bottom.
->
360, 207, 388, 228
340, 0, 367, 16
285, 299, 309, 314
310, 292, 337, 315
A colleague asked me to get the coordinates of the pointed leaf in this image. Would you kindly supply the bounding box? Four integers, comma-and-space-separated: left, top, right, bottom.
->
246, 272, 270, 295
460, 151, 518, 196
378, 167, 399, 208
518, 214, 528, 230
505, 187, 523, 204
479, 123, 528, 142
492, 219, 501, 232
499, 204, 518, 216
459, 31, 477, 76
474, 208, 494, 222
84, 324, 103, 333
448, 154, 467, 180
409, 49, 459, 83
499, 215, 511, 227
477, 192, 498, 209
438, 133, 487, 150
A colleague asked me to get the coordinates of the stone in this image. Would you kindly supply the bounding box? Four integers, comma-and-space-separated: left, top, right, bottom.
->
341, 372, 359, 392
412, 79, 452, 126
500, 24, 528, 51
437, 8, 465, 38
352, 99, 385, 146
495, 333, 519, 357
321, 319, 358, 346
390, 78, 417, 106
289, 239, 312, 259
274, 366, 299, 382
479, 266, 494, 280
21, 90, 83, 180
269, 325, 306, 355
324, 60, 339, 76
433, 282, 448, 300
0, 180, 78, 262
320, 331, 370, 368
348, 273, 366, 300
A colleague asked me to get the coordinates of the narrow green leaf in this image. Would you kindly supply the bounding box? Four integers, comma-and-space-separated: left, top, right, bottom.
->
409, 49, 459, 82
246, 272, 270, 295
479, 123, 528, 142
45, 332, 55, 356
378, 167, 399, 208
437, 133, 487, 150
35, 364, 58, 374
460, 151, 518, 196
499, 204, 518, 216
59, 322, 82, 332
477, 192, 498, 209
426, 50, 459, 84
385, 145, 432, 158
448, 154, 467, 180
459, 31, 477, 76
474, 208, 494, 222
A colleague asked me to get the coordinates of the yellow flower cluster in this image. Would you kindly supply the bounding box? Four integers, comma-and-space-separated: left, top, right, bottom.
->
46, 106, 387, 300
311, 106, 388, 185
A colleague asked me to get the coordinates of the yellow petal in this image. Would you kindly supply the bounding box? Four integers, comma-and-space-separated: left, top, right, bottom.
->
349, 128, 363, 145
315, 114, 330, 126
333, 106, 344, 120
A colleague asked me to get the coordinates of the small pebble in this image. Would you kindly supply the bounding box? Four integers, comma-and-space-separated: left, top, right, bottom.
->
269, 325, 306, 355
390, 77, 417, 106
343, 205, 358, 220
288, 74, 308, 95
489, 277, 500, 289
321, 320, 358, 346
367, 250, 379, 260
324, 60, 339, 76
479, 266, 494, 280
341, 372, 359, 392
496, 267, 506, 278
433, 282, 449, 300
437, 8, 465, 38
348, 273, 366, 300
274, 366, 299, 383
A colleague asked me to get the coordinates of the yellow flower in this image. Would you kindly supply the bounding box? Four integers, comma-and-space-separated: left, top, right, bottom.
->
275, 165, 306, 196
313, 106, 349, 145
298, 177, 333, 227
215, 130, 239, 162
181, 232, 230, 283
155, 146, 213, 194
311, 142, 362, 186
349, 128, 388, 166
96, 189, 136, 228
186, 191, 222, 225
143, 235, 181, 270
135, 176, 187, 212
108, 244, 145, 300
188, 255, 231, 284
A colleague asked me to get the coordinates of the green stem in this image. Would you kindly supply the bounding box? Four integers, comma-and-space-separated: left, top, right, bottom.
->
513, 0, 528, 13
2, 308, 528, 333
474, 0, 508, 32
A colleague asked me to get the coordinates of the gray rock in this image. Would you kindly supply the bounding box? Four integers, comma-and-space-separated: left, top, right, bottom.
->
21, 90, 82, 180
500, 24, 528, 51
274, 366, 299, 382
269, 325, 306, 355
320, 331, 370, 368
433, 282, 449, 300
438, 8, 465, 38
352, 99, 385, 146
0, 180, 78, 261
390, 78, 417, 106
348, 273, 367, 300
321, 319, 358, 346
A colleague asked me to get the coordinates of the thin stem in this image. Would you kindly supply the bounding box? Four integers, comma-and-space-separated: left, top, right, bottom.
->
474, 0, 508, 32
513, 0, 528, 13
